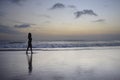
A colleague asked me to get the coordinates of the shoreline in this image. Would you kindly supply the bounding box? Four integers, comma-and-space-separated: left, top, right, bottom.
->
0, 46, 120, 51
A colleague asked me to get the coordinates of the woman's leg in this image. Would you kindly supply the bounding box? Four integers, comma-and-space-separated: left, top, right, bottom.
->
26, 45, 30, 53
26, 46, 29, 52
30, 45, 33, 53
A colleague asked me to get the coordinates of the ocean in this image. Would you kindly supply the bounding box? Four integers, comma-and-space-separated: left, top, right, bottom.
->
0, 40, 120, 49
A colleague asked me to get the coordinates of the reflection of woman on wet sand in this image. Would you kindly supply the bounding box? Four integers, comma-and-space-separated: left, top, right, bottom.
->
26, 33, 33, 54
26, 53, 33, 75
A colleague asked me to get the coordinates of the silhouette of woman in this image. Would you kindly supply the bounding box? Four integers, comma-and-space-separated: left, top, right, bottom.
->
26, 33, 33, 54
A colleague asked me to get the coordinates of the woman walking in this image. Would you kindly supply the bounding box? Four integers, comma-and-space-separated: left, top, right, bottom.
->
26, 33, 33, 54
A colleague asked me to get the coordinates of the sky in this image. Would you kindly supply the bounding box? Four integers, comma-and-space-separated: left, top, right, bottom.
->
0, 0, 120, 41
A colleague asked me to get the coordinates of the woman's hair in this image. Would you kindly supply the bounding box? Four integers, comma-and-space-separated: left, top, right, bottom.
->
28, 33, 32, 38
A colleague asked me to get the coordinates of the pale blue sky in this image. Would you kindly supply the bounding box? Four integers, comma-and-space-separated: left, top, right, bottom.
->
0, 0, 120, 40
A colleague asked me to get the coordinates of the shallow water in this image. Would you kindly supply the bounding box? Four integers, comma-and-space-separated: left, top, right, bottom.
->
0, 47, 120, 80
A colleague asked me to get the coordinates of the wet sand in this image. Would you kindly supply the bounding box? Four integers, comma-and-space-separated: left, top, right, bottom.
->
0, 47, 120, 80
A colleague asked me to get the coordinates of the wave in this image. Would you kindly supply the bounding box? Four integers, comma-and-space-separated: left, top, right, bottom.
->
0, 40, 120, 48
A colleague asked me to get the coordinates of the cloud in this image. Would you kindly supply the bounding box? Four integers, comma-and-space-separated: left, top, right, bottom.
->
14, 24, 31, 28
50, 3, 65, 10
0, 25, 19, 34
10, 0, 26, 5
68, 5, 76, 9
93, 19, 105, 23
74, 9, 98, 18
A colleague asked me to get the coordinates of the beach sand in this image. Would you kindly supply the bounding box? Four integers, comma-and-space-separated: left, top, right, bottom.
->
0, 47, 120, 80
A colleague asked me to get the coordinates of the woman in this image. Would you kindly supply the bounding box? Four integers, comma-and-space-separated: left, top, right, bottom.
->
26, 33, 33, 54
